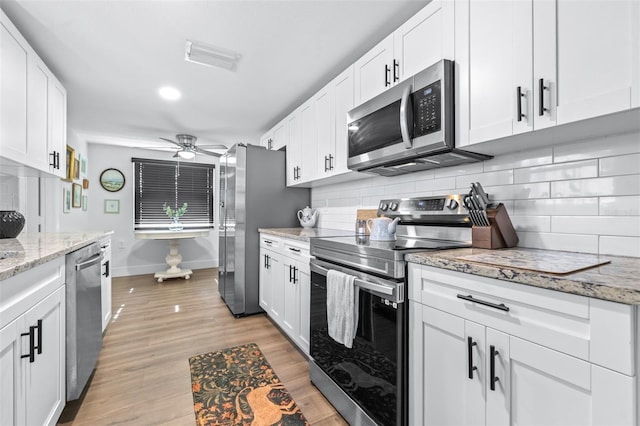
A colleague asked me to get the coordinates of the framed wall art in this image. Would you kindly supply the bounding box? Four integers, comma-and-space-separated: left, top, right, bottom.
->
104, 199, 120, 214
72, 183, 82, 207
100, 168, 125, 192
63, 187, 71, 213
65, 146, 76, 182
80, 155, 88, 177
74, 158, 80, 180
82, 195, 88, 211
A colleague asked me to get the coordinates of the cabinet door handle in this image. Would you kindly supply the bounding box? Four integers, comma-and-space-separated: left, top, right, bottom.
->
324, 155, 329, 172
384, 64, 391, 87
457, 294, 510, 312
490, 344, 500, 391
516, 86, 525, 122
49, 151, 57, 168
329, 154, 334, 170
467, 336, 477, 379
539, 78, 548, 116
103, 260, 110, 277
393, 59, 399, 82
264, 254, 268, 269
293, 266, 299, 284
21, 325, 36, 363
35, 319, 42, 355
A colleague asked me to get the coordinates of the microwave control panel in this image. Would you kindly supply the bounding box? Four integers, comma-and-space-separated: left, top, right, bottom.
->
413, 80, 442, 137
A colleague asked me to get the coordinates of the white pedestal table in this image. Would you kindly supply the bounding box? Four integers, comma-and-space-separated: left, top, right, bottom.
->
134, 229, 210, 282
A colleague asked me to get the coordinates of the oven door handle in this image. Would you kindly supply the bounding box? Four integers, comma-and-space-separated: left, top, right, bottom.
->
310, 262, 394, 297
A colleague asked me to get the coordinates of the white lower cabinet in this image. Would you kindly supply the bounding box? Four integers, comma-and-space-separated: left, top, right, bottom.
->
0, 257, 66, 426
408, 263, 637, 426
259, 234, 311, 355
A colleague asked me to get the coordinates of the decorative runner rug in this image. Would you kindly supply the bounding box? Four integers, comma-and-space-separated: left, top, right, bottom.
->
189, 343, 310, 426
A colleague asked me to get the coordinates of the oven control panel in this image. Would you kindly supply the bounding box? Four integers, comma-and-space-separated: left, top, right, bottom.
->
378, 195, 469, 224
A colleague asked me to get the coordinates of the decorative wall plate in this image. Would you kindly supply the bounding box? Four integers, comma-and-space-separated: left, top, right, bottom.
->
100, 168, 125, 192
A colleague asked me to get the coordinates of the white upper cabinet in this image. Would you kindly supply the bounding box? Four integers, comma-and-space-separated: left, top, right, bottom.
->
0, 10, 66, 177
260, 118, 288, 151
285, 109, 301, 187
543, 0, 639, 125
354, 0, 454, 105
457, 0, 640, 147
1, 12, 29, 164
315, 66, 355, 179
286, 99, 315, 186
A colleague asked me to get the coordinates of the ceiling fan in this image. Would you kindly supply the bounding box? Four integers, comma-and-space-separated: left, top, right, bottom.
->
159, 134, 227, 159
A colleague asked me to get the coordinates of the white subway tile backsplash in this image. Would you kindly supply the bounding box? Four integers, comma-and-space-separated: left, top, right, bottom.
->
514, 160, 598, 183
599, 236, 640, 257
516, 232, 599, 254
553, 131, 640, 163
311, 134, 640, 257
510, 216, 551, 232
434, 162, 484, 178
551, 175, 640, 198
483, 148, 553, 172
513, 198, 598, 216
600, 196, 640, 216
551, 216, 640, 237
599, 153, 640, 177
415, 176, 456, 193
456, 170, 513, 188
486, 182, 550, 200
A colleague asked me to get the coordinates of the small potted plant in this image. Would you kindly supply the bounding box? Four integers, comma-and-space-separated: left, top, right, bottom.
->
163, 202, 187, 231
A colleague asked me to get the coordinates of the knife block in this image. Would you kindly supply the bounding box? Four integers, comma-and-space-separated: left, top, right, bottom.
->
472, 203, 519, 249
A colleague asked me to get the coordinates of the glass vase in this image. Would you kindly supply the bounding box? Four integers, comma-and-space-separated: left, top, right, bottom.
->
169, 217, 183, 231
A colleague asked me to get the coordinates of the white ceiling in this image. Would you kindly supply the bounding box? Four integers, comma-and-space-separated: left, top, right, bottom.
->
1, 0, 430, 151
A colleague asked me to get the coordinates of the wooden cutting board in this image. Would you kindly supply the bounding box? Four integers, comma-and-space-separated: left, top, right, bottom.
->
356, 209, 378, 222
455, 250, 610, 275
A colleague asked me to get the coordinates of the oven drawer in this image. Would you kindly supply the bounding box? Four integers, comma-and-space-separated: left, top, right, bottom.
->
408, 263, 635, 376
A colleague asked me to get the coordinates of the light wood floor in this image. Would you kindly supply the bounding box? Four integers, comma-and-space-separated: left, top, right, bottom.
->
58, 268, 347, 425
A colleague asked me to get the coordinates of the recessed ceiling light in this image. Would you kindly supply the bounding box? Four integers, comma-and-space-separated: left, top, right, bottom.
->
158, 86, 181, 101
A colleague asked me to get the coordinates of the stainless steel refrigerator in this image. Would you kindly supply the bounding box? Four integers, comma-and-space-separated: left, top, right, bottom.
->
218, 143, 309, 316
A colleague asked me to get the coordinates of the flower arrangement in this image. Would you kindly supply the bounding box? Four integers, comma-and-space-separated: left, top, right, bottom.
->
163, 202, 188, 220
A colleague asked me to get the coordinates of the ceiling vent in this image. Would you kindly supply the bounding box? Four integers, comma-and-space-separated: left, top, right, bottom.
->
185, 40, 240, 71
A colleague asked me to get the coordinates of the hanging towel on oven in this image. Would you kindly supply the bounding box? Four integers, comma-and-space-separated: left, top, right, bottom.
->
327, 269, 360, 348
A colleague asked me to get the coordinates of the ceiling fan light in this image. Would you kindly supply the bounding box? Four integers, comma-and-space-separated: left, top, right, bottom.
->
177, 149, 196, 160
185, 40, 240, 71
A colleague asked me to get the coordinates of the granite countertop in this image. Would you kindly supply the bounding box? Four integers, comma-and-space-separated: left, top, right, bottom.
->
406, 247, 640, 305
258, 227, 356, 242
0, 231, 112, 280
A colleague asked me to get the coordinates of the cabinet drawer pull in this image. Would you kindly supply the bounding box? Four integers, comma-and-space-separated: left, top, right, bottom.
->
467, 337, 477, 379
288, 247, 301, 253
539, 78, 548, 116
457, 294, 510, 312
490, 344, 499, 391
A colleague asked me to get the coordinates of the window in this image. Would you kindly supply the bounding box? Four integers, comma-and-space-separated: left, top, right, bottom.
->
132, 158, 215, 230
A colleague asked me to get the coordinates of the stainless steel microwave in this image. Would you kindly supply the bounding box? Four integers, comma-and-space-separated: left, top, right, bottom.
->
347, 59, 491, 176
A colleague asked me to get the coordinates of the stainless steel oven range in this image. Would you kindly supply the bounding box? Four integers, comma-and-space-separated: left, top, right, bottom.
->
309, 194, 472, 426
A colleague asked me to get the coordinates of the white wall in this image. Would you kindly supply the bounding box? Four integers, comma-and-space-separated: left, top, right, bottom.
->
312, 131, 640, 258
87, 143, 219, 277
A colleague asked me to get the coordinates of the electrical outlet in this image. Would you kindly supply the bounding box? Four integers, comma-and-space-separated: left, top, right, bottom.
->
118, 240, 125, 249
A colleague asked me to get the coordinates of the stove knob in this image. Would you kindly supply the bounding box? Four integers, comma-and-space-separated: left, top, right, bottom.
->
445, 198, 459, 210
389, 202, 398, 211
379, 202, 388, 211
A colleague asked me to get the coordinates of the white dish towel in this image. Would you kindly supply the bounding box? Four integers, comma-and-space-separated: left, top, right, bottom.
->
327, 269, 359, 348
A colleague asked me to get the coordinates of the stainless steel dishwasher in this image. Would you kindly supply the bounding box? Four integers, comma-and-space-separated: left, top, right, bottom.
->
65, 242, 103, 401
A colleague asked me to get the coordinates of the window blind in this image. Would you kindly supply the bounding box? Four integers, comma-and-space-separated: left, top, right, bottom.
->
132, 158, 214, 230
